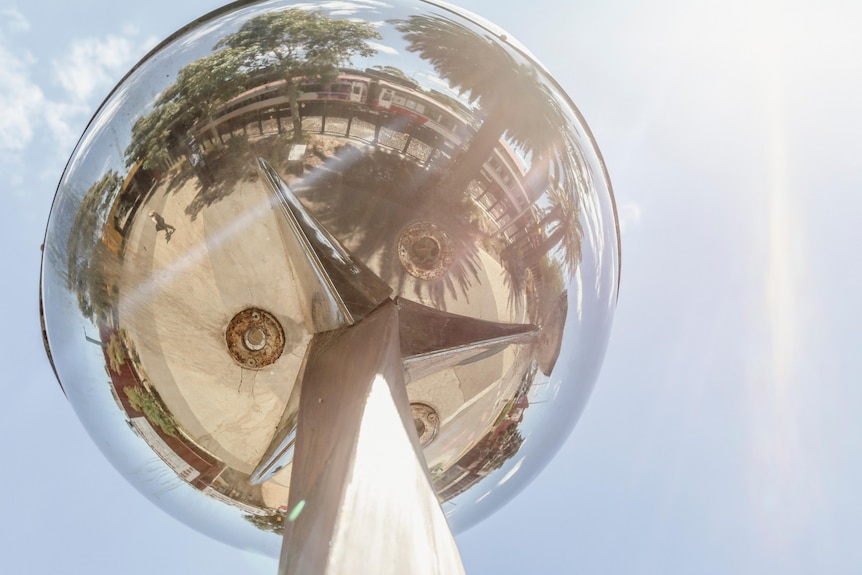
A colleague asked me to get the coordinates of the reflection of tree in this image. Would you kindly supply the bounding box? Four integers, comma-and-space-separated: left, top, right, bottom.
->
124, 385, 179, 438
475, 424, 524, 474
369, 64, 417, 87
106, 329, 127, 373
217, 9, 380, 139
296, 143, 483, 308
67, 171, 123, 321
125, 9, 381, 218
541, 185, 583, 275
433, 361, 533, 501
393, 14, 584, 282
125, 50, 248, 170
503, 189, 583, 287
243, 512, 285, 535
393, 16, 558, 191
433, 421, 524, 501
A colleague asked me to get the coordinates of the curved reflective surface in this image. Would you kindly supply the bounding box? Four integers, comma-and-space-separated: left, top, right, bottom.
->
40, 0, 620, 554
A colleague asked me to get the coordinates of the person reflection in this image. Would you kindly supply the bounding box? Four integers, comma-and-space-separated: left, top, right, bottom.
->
148, 210, 176, 243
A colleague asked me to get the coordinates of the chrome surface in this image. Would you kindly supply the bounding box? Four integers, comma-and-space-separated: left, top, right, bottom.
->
40, 0, 620, 556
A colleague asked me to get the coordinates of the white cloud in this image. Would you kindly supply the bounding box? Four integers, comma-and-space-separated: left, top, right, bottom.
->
0, 8, 30, 33
45, 28, 158, 149
365, 41, 398, 55
417, 72, 461, 97
0, 41, 44, 152
0, 15, 157, 155
617, 200, 641, 233
292, 0, 388, 12
42, 100, 87, 150
53, 31, 141, 102
0, 10, 42, 152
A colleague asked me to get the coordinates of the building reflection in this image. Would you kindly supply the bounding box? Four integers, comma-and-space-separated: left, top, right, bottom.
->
432, 365, 533, 501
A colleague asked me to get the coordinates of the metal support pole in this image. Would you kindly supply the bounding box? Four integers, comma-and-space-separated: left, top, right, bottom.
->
279, 300, 466, 575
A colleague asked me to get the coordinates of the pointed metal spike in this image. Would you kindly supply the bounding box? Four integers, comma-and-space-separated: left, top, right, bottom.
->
402, 336, 525, 384
249, 371, 303, 485
258, 158, 392, 333
396, 297, 536, 356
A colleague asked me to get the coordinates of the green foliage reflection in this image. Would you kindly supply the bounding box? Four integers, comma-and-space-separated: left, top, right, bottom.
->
126, 9, 380, 169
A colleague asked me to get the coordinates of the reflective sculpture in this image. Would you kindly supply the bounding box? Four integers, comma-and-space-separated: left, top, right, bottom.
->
40, 0, 620, 570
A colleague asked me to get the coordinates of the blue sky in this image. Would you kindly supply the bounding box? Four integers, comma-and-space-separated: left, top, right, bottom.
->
3, 0, 862, 573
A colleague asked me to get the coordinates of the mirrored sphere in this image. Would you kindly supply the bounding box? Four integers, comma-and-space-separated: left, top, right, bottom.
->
40, 0, 620, 555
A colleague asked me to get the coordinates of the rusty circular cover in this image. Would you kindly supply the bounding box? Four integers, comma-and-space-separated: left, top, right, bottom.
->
411, 402, 440, 447
225, 308, 285, 369
397, 221, 455, 280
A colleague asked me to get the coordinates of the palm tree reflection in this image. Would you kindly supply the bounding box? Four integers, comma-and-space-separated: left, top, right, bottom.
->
291, 142, 484, 310
392, 14, 586, 295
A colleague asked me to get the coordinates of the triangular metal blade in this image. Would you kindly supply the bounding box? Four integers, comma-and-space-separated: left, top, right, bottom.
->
249, 370, 303, 485
402, 338, 522, 384
258, 158, 392, 333
396, 297, 537, 382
